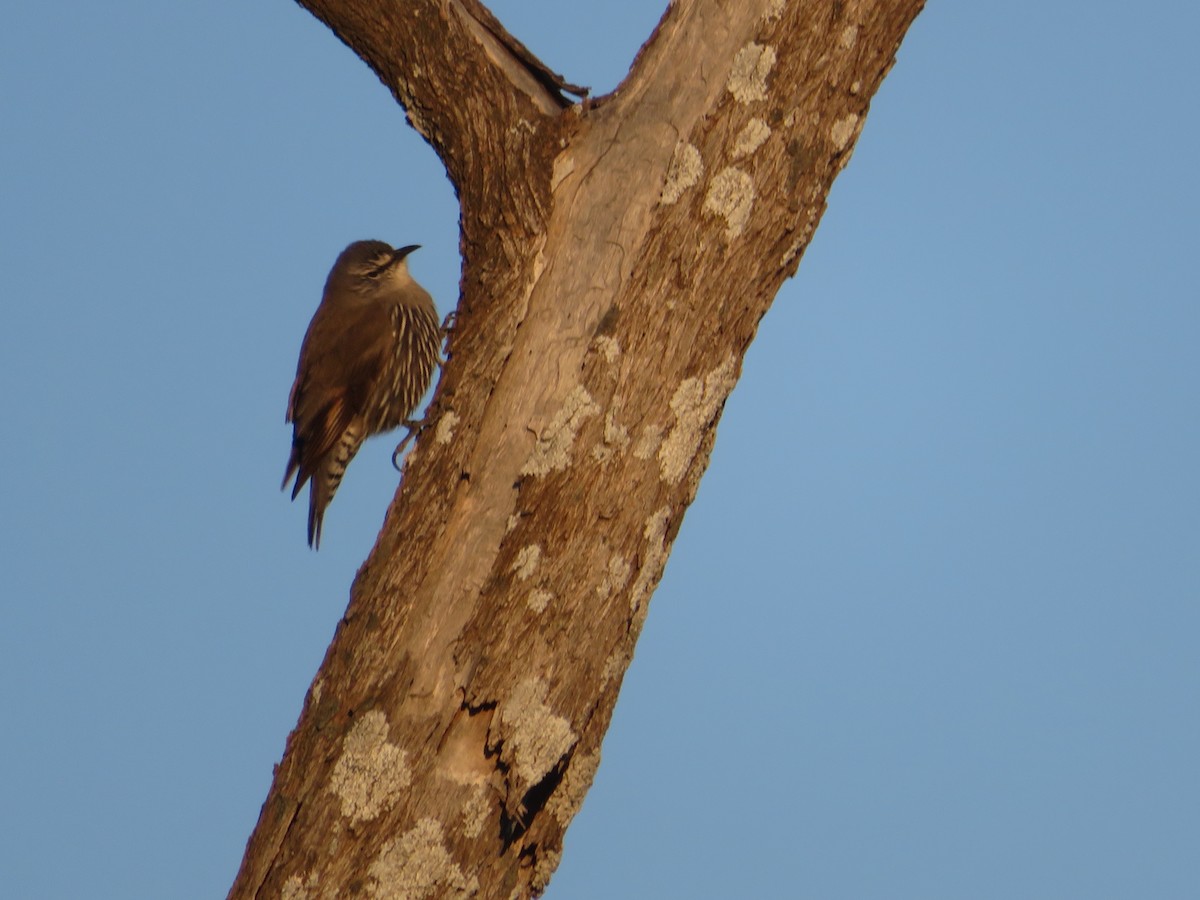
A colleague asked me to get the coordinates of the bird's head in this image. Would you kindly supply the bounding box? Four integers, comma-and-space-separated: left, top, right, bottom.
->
325, 240, 422, 299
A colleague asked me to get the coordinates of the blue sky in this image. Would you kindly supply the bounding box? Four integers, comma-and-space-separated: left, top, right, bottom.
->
2, 2, 1198, 897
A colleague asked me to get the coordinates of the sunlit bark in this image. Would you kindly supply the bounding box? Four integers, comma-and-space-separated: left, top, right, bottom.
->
231, 1, 924, 896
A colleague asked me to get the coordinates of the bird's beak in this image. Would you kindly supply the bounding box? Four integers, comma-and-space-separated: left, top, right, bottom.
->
394, 244, 421, 260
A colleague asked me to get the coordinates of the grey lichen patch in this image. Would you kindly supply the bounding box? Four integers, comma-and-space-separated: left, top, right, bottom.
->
282, 872, 319, 900
658, 355, 738, 485
600, 649, 627, 687
732, 119, 771, 159
367, 818, 478, 900
633, 424, 664, 460
593, 334, 621, 363
591, 409, 630, 465
830, 113, 861, 152
511, 544, 542, 581
762, 0, 786, 21
596, 554, 632, 602
780, 235, 806, 269
527, 587, 554, 613
329, 710, 411, 823
629, 507, 672, 616
727, 43, 776, 104
522, 385, 600, 477
498, 679, 577, 785
782, 209, 821, 269
839, 24, 859, 49
531, 847, 563, 896
660, 141, 703, 205
545, 748, 602, 828
704, 167, 755, 239
461, 786, 491, 840
605, 411, 630, 447
435, 411, 459, 444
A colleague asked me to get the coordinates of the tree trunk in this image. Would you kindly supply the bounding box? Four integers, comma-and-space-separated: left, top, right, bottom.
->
231, 0, 924, 896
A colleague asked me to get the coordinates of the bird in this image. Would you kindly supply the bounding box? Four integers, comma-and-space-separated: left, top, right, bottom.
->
282, 240, 441, 549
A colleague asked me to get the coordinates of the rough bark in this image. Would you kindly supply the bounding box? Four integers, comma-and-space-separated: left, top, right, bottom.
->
231, 1, 925, 897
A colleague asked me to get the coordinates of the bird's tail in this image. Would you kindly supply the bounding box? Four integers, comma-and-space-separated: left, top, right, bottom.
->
306, 424, 364, 549
282, 445, 302, 497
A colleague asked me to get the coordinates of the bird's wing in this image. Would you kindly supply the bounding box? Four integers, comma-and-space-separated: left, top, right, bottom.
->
283, 302, 391, 496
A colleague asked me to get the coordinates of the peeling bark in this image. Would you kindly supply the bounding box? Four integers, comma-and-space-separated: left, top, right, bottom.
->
231, 1, 925, 897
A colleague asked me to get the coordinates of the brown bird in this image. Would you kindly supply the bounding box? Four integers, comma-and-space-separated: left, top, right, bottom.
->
283, 240, 441, 548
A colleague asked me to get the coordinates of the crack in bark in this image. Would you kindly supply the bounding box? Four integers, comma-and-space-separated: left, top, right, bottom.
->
451, 0, 589, 104
498, 749, 572, 851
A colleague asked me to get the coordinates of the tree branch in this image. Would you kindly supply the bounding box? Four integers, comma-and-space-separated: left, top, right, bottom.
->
232, 1, 925, 896
294, 0, 572, 189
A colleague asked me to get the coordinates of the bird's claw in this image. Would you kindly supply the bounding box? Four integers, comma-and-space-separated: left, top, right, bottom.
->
391, 419, 425, 471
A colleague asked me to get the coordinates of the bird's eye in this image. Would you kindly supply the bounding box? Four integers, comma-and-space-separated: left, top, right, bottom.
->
363, 254, 392, 278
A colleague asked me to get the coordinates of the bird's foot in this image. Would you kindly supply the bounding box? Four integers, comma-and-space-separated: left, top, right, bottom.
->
391, 418, 427, 471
